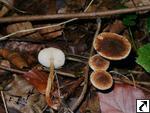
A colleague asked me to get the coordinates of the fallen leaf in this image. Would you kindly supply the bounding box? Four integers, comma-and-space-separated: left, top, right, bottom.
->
103, 20, 126, 34
80, 92, 100, 113
4, 74, 46, 113
0, 48, 28, 69
13, 0, 56, 14
37, 24, 64, 40
4, 41, 46, 54
0, 106, 5, 113
23, 69, 48, 94
98, 83, 145, 113
6, 22, 43, 40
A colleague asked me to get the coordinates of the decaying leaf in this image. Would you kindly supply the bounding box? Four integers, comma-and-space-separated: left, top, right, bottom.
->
46, 82, 61, 110
103, 20, 126, 34
61, 77, 84, 99
23, 69, 48, 94
37, 24, 64, 39
80, 92, 100, 113
124, 0, 150, 7
98, 83, 145, 113
4, 74, 46, 113
13, 0, 55, 14
0, 48, 28, 69
5, 41, 46, 54
6, 22, 43, 40
0, 106, 5, 113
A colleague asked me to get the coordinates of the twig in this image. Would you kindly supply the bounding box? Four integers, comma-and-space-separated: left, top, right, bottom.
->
0, 65, 25, 74
66, 56, 86, 64
129, 73, 136, 88
0, 5, 150, 23
1, 91, 9, 113
114, 77, 150, 93
0, 64, 77, 78
71, 18, 101, 111
66, 53, 88, 59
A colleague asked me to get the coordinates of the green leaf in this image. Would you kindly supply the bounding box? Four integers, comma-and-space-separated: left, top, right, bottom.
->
146, 17, 150, 33
122, 14, 137, 26
136, 43, 150, 73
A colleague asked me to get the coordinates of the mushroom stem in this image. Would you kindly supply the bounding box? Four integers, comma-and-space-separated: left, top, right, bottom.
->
45, 61, 55, 107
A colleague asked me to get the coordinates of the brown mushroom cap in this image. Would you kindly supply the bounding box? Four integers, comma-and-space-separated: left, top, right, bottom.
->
89, 54, 110, 71
90, 70, 113, 90
93, 32, 131, 60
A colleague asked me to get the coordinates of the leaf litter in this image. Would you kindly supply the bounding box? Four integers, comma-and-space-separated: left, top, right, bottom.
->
0, 0, 150, 113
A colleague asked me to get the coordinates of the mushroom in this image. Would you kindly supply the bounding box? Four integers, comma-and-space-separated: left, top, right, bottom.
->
38, 47, 65, 69
89, 54, 110, 71
93, 32, 131, 60
90, 70, 113, 90
38, 47, 65, 109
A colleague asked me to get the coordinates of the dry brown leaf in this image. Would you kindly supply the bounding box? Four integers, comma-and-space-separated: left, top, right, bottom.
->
103, 20, 126, 34
0, 48, 28, 69
46, 82, 61, 110
0, 106, 5, 113
23, 69, 48, 94
4, 41, 46, 54
80, 92, 100, 113
61, 77, 84, 99
4, 74, 46, 113
6, 22, 43, 40
37, 24, 64, 39
13, 0, 56, 14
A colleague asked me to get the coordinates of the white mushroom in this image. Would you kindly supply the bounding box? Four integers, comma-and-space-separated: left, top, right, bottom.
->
38, 47, 65, 68
38, 47, 65, 109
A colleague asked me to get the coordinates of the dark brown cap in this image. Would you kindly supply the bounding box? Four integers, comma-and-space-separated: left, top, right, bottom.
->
90, 70, 113, 90
93, 32, 131, 60
89, 54, 110, 71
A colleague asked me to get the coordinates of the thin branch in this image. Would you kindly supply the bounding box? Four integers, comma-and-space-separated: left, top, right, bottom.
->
71, 18, 102, 111
0, 65, 25, 74
1, 91, 9, 113
0, 5, 150, 23
0, 64, 77, 78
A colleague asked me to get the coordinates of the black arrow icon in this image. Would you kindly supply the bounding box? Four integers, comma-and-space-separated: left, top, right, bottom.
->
139, 101, 147, 111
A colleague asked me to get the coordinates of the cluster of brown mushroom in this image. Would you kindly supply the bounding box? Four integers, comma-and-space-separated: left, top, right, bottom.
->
89, 32, 131, 90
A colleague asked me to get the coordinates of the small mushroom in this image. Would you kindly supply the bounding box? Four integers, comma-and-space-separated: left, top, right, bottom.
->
38, 47, 65, 109
89, 54, 110, 71
93, 32, 131, 60
38, 47, 65, 69
90, 70, 113, 90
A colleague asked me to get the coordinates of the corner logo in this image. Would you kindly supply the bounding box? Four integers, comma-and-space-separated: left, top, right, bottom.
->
136, 99, 150, 113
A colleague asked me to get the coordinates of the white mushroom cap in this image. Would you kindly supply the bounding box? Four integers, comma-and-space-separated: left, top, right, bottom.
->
38, 47, 65, 69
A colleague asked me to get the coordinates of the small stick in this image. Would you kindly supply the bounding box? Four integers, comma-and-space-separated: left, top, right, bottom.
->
66, 56, 86, 64
1, 91, 9, 113
0, 64, 76, 78
0, 65, 25, 74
